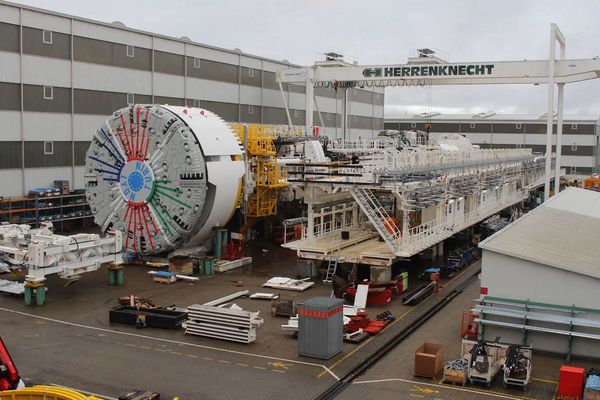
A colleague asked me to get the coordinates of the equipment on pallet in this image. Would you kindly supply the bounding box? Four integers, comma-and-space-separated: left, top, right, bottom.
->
0, 223, 123, 305
462, 338, 505, 387
443, 358, 469, 386
503, 344, 532, 389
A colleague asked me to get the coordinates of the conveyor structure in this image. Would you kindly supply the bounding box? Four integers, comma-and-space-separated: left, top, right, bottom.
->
283, 133, 551, 265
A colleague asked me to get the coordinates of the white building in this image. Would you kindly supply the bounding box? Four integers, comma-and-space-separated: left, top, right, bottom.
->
0, 1, 384, 196
477, 187, 600, 358
385, 113, 600, 179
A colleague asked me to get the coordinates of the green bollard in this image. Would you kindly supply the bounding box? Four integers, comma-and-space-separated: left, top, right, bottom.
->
108, 269, 116, 285
215, 231, 222, 259
222, 230, 228, 247
36, 286, 45, 306
206, 257, 214, 275
24, 286, 32, 306
116, 269, 124, 285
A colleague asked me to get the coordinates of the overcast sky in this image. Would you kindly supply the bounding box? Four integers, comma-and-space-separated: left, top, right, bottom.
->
15, 0, 600, 116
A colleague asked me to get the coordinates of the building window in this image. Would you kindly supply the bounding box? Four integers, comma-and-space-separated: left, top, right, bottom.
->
248, 68, 255, 78
193, 99, 201, 108
126, 45, 135, 57
516, 123, 522, 129
44, 141, 53, 155
248, 104, 254, 114
43, 86, 53, 100
571, 123, 578, 130
193, 57, 201, 69
42, 30, 52, 44
410, 122, 416, 128
326, 113, 331, 120
470, 123, 476, 129
127, 93, 135, 104
293, 109, 299, 118
570, 166, 577, 174
571, 143, 577, 151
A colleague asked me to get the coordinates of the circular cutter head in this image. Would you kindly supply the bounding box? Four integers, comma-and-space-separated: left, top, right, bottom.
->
84, 104, 244, 255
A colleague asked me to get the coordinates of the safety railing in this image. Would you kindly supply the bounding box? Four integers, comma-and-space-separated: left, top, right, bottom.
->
400, 191, 528, 255
327, 137, 396, 152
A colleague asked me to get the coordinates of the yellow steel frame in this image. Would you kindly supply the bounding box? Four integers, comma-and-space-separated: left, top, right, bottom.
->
229, 123, 300, 218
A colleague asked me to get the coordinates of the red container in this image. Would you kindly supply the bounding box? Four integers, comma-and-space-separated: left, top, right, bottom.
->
558, 366, 585, 399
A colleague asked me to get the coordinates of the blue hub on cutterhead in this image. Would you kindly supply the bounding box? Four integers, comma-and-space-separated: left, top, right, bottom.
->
118, 160, 155, 205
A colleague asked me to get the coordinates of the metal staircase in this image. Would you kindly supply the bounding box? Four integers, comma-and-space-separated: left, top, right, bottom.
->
351, 188, 401, 252
323, 240, 341, 284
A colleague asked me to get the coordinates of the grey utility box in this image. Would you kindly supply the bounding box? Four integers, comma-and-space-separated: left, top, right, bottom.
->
298, 296, 344, 359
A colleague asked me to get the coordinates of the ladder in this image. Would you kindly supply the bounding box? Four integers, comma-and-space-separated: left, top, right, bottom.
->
323, 240, 341, 284
351, 188, 401, 253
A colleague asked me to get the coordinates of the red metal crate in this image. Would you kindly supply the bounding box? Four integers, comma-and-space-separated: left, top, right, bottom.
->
558, 366, 585, 399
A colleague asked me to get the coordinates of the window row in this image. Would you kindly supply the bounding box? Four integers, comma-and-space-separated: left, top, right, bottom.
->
0, 22, 381, 104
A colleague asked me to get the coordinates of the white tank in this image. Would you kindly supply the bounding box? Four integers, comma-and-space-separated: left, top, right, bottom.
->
84, 105, 244, 254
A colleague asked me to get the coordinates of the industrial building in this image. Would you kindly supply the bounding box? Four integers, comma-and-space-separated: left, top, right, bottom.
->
477, 187, 600, 358
0, 0, 384, 197
384, 113, 600, 179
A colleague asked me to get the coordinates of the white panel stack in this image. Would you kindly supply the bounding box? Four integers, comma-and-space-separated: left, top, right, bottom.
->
185, 304, 263, 344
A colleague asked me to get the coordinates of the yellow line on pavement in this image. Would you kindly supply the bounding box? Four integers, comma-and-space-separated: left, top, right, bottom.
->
356, 378, 537, 400
532, 377, 558, 384
316, 306, 418, 378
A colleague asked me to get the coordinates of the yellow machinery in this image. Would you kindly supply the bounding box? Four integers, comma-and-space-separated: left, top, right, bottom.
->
0, 385, 100, 399
583, 175, 600, 191
230, 124, 300, 220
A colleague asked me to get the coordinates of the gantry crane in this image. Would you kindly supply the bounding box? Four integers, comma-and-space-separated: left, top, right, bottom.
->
276, 24, 600, 201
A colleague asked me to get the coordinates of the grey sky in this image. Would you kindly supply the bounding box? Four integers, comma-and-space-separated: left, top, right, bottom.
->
15, 0, 600, 116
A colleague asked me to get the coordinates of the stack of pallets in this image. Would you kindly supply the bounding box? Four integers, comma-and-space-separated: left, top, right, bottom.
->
185, 304, 263, 344
168, 256, 194, 276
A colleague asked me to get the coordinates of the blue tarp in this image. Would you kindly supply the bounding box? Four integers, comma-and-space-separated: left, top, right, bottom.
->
586, 374, 600, 391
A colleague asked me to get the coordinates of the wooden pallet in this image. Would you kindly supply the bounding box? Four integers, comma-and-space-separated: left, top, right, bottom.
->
413, 374, 438, 380
443, 369, 467, 386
